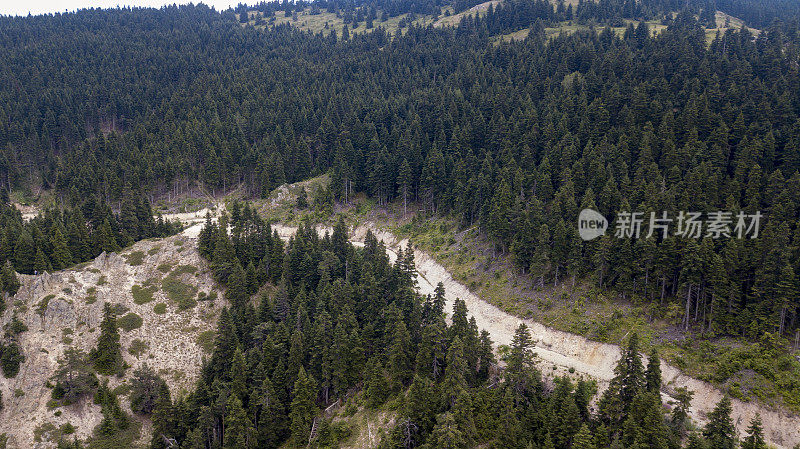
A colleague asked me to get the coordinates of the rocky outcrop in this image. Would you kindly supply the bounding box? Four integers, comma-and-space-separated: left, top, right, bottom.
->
0, 234, 224, 448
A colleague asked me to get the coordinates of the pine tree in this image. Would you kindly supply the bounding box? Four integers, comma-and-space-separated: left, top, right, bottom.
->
257, 376, 288, 448
387, 320, 413, 389
703, 396, 736, 449
741, 414, 767, 449
223, 395, 253, 449
365, 358, 389, 408
572, 423, 596, 449
197, 212, 217, 259
92, 303, 123, 375
685, 432, 708, 449
450, 390, 477, 445
441, 337, 468, 407
97, 380, 130, 435
599, 333, 644, 430
230, 346, 248, 404
621, 392, 669, 449
94, 218, 120, 255
212, 308, 239, 379
34, 246, 51, 273
506, 323, 534, 379
1, 261, 20, 296
405, 375, 437, 440
495, 387, 523, 449
149, 381, 173, 447
670, 386, 694, 430
426, 412, 467, 449
397, 158, 412, 217
645, 348, 661, 393
774, 264, 798, 336
548, 377, 581, 449
13, 231, 35, 274
226, 262, 249, 310
50, 227, 72, 270
289, 366, 317, 446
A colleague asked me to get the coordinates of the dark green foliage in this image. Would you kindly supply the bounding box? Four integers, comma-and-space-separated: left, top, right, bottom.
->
0, 341, 24, 378
52, 348, 98, 404
223, 395, 254, 449
0, 197, 178, 277
117, 312, 143, 332
129, 364, 166, 415
645, 348, 662, 394
572, 423, 596, 449
1, 0, 777, 416
142, 201, 723, 448
0, 0, 796, 363
87, 382, 140, 449
703, 396, 737, 449
289, 366, 317, 446
0, 262, 20, 296
599, 333, 645, 431
94, 381, 129, 436
91, 303, 123, 376
365, 358, 389, 408
670, 386, 694, 431
257, 376, 289, 448
426, 412, 467, 449
741, 414, 768, 449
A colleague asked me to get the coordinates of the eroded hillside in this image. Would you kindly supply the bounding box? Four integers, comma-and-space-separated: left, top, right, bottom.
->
0, 231, 223, 448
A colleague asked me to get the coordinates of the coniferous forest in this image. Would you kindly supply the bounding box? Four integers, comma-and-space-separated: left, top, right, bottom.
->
0, 0, 800, 447
2, 1, 800, 342
165, 207, 756, 449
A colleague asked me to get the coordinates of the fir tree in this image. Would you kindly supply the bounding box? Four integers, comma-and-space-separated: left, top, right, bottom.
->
13, 231, 35, 274
441, 337, 468, 407
426, 412, 467, 449
741, 414, 767, 449
599, 333, 644, 430
289, 366, 317, 446
91, 303, 123, 375
257, 376, 288, 448
34, 246, 51, 273
223, 395, 253, 449
50, 227, 72, 270
365, 358, 389, 408
0, 261, 20, 296
572, 423, 596, 449
645, 348, 661, 393
703, 396, 736, 449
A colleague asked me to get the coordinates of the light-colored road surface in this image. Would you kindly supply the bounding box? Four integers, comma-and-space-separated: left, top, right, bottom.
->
271, 221, 800, 449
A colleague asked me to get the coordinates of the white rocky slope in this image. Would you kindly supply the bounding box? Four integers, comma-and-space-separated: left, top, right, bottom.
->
272, 222, 800, 449
0, 232, 223, 449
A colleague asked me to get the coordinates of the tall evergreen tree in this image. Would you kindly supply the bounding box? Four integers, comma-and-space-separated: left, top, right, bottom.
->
91, 303, 123, 375
703, 396, 737, 449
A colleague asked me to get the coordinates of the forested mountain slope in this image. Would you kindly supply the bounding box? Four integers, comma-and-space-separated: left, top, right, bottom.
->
4, 0, 798, 360
1, 0, 800, 448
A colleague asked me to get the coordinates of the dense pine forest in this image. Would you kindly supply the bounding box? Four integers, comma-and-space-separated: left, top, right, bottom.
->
139, 206, 763, 449
2, 0, 800, 344
1, 0, 800, 447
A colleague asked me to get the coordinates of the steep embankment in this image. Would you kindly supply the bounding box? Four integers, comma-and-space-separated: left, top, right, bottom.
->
272, 222, 800, 449
0, 232, 223, 449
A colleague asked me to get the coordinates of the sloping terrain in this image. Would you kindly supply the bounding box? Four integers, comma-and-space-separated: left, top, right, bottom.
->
272, 221, 800, 449
0, 232, 223, 448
